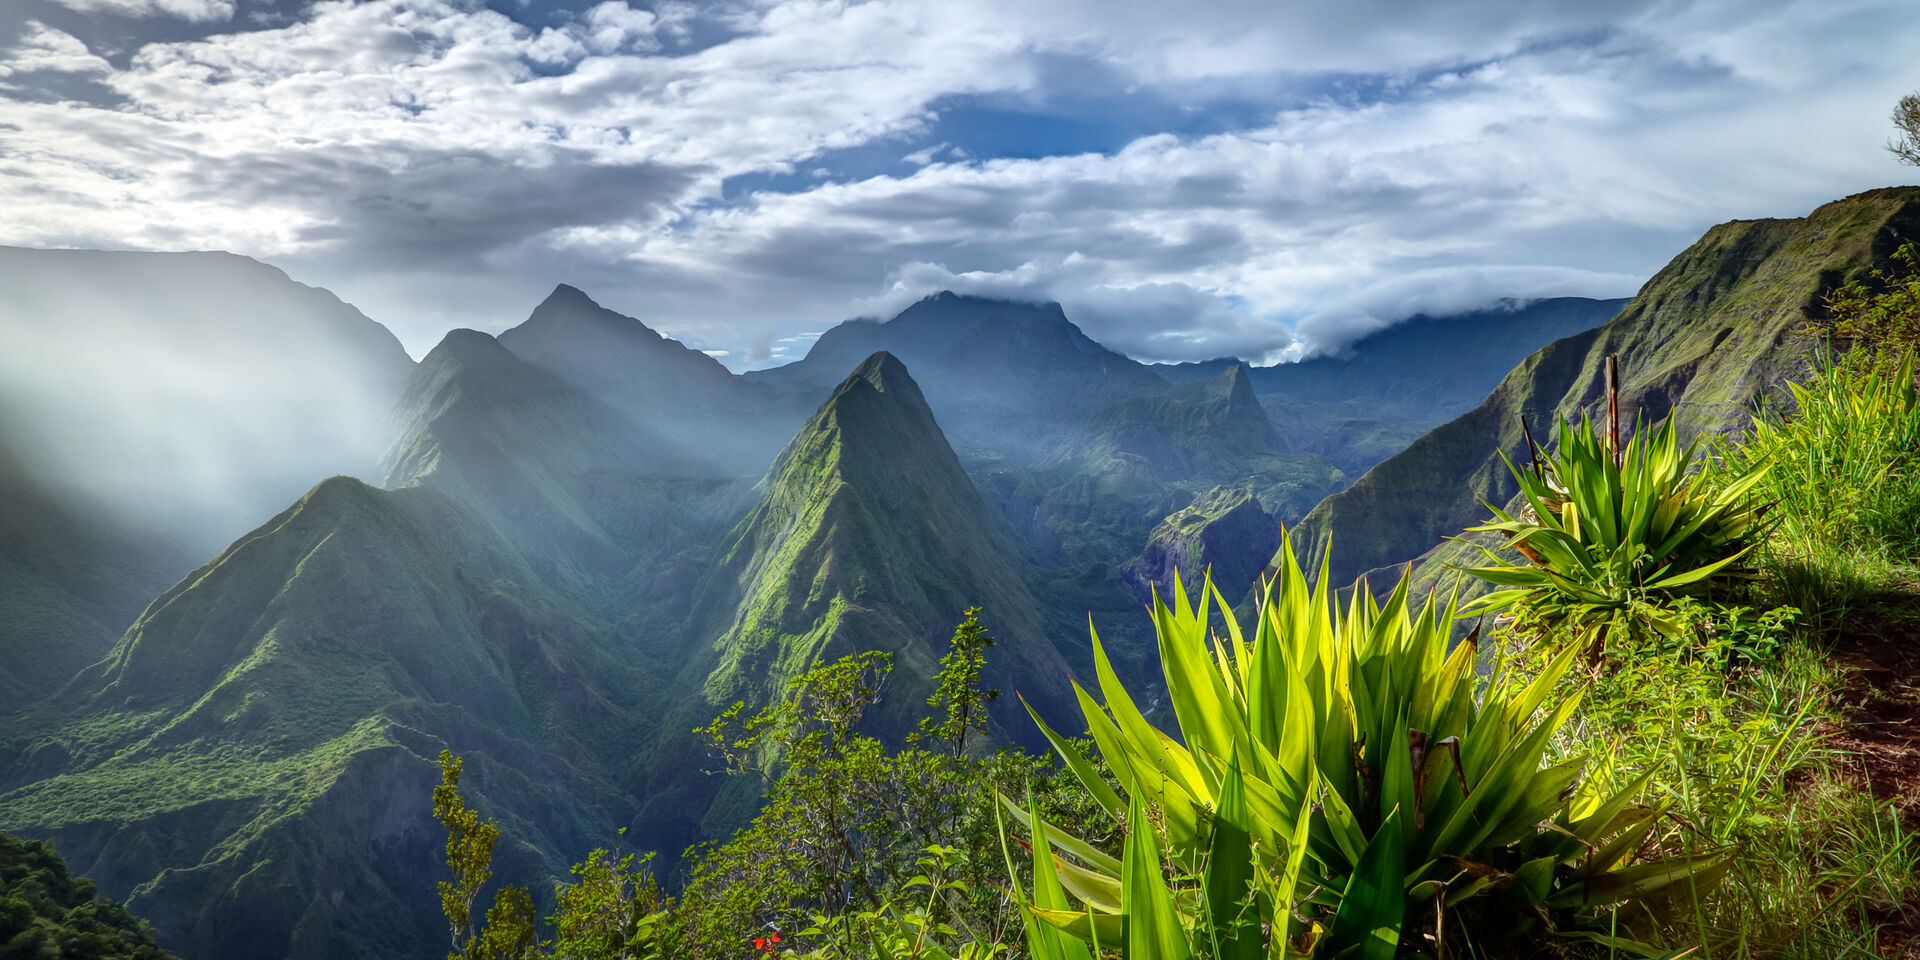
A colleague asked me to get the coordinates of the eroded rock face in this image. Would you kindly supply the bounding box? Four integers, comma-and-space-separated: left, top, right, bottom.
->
1130, 485, 1282, 600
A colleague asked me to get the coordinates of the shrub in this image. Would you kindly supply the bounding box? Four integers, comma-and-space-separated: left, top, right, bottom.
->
1806, 241, 1920, 353
1005, 537, 1729, 958
1461, 410, 1769, 644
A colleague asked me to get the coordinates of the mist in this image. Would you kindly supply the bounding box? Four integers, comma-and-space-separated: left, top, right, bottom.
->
0, 246, 415, 560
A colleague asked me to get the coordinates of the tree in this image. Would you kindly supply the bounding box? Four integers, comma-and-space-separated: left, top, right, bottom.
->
913, 607, 1001, 759
1892, 92, 1920, 167
431, 751, 667, 960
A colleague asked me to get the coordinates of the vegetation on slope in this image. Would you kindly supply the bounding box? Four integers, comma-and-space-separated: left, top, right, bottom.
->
678, 351, 1077, 770
1293, 187, 1920, 591
435, 209, 1920, 958
0, 832, 177, 960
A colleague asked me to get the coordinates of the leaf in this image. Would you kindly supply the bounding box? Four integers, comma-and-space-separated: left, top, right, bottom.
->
1203, 754, 1262, 960
1328, 807, 1407, 960
1123, 792, 1195, 960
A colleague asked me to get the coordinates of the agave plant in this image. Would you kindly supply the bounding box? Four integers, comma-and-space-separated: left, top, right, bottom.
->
1002, 536, 1730, 958
1463, 410, 1770, 639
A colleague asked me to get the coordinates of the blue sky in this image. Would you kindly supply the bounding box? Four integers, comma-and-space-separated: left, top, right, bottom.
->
1, 0, 1917, 368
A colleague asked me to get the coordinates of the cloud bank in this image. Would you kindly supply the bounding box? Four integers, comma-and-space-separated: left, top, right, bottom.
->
0, 0, 1915, 363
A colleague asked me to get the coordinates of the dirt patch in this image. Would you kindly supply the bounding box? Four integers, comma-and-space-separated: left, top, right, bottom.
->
1822, 594, 1920, 959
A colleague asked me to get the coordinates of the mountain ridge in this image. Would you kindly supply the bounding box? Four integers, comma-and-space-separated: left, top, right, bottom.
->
1289, 186, 1920, 591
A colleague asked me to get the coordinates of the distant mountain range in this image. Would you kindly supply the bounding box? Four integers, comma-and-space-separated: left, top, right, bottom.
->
0, 232, 1674, 959
1156, 297, 1628, 473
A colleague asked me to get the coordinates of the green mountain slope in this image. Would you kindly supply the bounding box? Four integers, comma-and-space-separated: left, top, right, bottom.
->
636, 353, 1079, 839
0, 330, 758, 960
1127, 485, 1282, 599
0, 477, 653, 960
702, 351, 1071, 723
0, 438, 191, 708
1290, 187, 1920, 590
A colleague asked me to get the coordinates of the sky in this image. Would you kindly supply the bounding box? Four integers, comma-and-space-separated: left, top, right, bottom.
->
1, 0, 1917, 369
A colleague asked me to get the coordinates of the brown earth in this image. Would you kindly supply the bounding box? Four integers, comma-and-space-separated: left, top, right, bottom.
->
1823, 595, 1920, 959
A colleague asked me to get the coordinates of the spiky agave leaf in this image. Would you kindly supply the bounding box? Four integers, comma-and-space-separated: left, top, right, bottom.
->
1007, 535, 1724, 957
1462, 411, 1770, 635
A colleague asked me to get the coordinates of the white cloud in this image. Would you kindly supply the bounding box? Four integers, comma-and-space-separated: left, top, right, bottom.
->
0, 22, 111, 76
0, 0, 1915, 363
48, 0, 234, 23
581, 1, 660, 54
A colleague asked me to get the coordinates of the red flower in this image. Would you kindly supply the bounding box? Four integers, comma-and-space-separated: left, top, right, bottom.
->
752, 933, 781, 954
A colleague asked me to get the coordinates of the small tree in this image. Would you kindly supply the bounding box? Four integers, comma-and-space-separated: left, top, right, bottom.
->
913, 607, 1001, 759
432, 752, 667, 960
1892, 92, 1920, 167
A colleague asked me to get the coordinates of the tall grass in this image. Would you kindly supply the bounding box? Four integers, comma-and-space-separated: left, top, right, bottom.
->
1709, 350, 1920, 619
1512, 349, 1920, 957
1539, 631, 1919, 958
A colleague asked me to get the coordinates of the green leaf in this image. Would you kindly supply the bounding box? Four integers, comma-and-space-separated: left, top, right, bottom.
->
1329, 806, 1406, 960
1123, 792, 1195, 960
1203, 754, 1262, 960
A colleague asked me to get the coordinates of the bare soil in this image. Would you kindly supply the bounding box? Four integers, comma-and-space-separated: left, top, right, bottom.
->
1823, 594, 1920, 959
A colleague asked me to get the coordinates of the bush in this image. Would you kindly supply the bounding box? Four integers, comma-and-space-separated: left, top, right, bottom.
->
1461, 409, 1770, 646
1005, 538, 1729, 959
1807, 242, 1920, 354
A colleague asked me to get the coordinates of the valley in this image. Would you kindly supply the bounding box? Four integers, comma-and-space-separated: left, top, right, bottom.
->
4, 186, 1918, 959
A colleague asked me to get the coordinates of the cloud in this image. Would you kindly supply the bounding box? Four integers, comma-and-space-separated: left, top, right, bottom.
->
0, 22, 111, 76
1292, 265, 1645, 356
580, 1, 660, 55
0, 0, 1914, 365
48, 0, 234, 23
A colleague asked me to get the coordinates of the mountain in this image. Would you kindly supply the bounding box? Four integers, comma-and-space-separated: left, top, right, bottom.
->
652, 354, 1077, 806
749, 296, 1346, 588
1157, 297, 1626, 474
0, 475, 649, 960
1008, 364, 1344, 564
382, 328, 723, 573
1127, 484, 1282, 599
498, 285, 804, 475
0, 247, 415, 558
1288, 187, 1920, 591
0, 246, 412, 709
0, 328, 756, 960
747, 292, 1168, 464
0, 434, 191, 708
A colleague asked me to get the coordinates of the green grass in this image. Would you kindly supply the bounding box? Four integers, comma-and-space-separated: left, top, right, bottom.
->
1477, 347, 1920, 959
1521, 630, 1918, 959
1707, 349, 1920, 624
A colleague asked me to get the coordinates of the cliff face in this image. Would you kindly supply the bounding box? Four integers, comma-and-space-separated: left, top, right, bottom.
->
1288, 187, 1920, 590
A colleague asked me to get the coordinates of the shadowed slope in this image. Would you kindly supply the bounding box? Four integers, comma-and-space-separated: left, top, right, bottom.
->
499, 285, 803, 474
0, 477, 650, 960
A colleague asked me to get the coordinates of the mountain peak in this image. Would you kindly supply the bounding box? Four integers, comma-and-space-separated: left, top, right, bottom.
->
422, 327, 507, 365
1205, 363, 1259, 410
892, 291, 1069, 326
840, 350, 922, 400
514, 284, 667, 343
697, 347, 1069, 741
